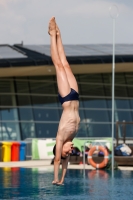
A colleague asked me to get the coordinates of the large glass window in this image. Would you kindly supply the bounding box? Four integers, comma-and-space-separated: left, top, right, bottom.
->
20, 122, 35, 140
0, 80, 20, 141
0, 107, 18, 121
84, 110, 110, 122
17, 95, 31, 106
15, 80, 30, 93
29, 79, 56, 95
31, 96, 58, 107
18, 108, 34, 121
0, 122, 20, 141
0, 73, 133, 140
35, 122, 58, 138
82, 98, 108, 109
33, 108, 60, 121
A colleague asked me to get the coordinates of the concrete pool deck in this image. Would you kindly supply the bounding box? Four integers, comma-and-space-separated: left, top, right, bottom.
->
0, 160, 133, 171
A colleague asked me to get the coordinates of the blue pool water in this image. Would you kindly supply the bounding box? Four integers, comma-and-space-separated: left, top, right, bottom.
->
0, 167, 133, 200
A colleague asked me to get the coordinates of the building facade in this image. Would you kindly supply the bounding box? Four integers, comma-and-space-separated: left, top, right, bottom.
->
0, 44, 133, 141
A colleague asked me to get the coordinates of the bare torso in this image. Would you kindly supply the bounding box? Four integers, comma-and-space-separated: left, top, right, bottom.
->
57, 100, 80, 143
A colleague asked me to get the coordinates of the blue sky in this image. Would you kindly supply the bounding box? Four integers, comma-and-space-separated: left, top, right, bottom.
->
0, 0, 133, 45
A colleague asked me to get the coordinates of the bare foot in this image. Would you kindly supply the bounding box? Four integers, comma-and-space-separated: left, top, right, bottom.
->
48, 17, 56, 36
52, 180, 59, 185
56, 24, 61, 36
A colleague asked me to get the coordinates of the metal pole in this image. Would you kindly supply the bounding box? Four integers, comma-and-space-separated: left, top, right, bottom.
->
83, 142, 86, 177
109, 4, 119, 176
111, 18, 115, 175
83, 141, 89, 177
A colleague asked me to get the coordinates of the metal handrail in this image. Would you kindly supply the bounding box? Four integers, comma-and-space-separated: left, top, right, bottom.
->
83, 140, 91, 177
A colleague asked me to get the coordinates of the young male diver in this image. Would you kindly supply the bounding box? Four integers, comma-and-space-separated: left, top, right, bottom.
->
48, 17, 80, 185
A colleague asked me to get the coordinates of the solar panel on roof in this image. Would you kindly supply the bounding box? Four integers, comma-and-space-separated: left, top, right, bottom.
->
0, 46, 27, 59
87, 44, 133, 55
23, 44, 133, 57
62, 45, 107, 56
87, 44, 112, 55
115, 45, 133, 55
24, 45, 51, 56
24, 44, 106, 56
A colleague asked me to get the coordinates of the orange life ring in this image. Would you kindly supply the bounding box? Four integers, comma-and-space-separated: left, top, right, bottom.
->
88, 146, 109, 169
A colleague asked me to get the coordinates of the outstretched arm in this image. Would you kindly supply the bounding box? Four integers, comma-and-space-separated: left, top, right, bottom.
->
57, 155, 70, 185
52, 138, 63, 184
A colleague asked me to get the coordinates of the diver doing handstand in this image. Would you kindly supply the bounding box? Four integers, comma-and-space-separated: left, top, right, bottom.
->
48, 17, 80, 185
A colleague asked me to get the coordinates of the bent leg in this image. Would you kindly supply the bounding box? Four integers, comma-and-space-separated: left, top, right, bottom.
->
49, 17, 70, 97
56, 25, 79, 93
